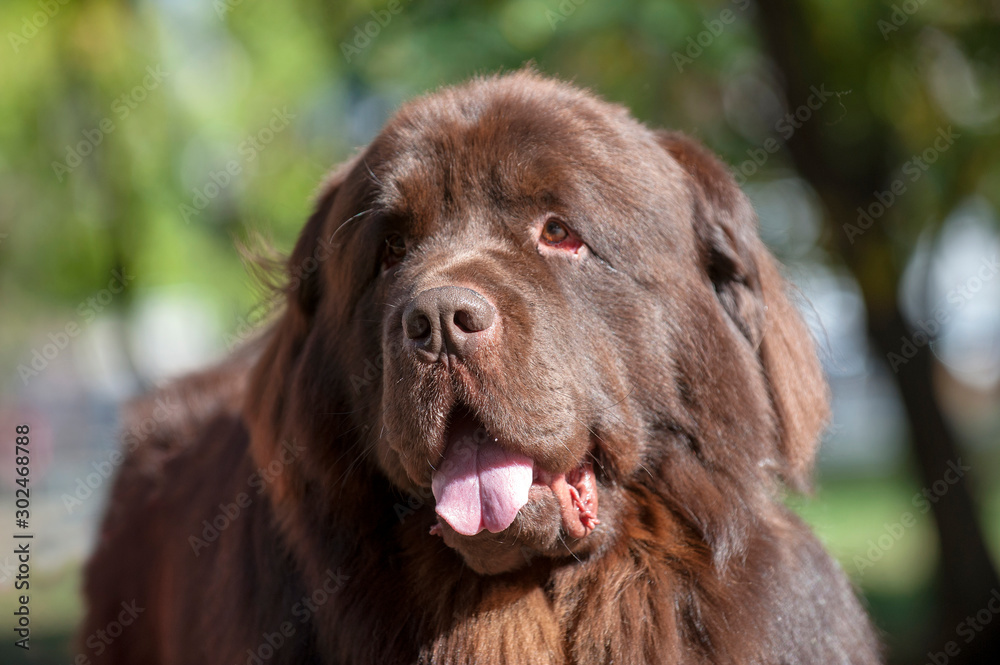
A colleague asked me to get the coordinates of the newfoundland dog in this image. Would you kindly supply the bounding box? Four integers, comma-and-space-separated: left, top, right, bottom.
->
82, 70, 881, 664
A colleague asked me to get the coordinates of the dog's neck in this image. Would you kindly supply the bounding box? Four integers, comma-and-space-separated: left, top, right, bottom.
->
270, 466, 780, 665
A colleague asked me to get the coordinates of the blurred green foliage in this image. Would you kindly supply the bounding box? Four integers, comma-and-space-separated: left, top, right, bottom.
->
2, 0, 998, 312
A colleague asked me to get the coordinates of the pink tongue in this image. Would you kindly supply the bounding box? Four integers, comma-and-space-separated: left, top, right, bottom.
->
431, 417, 534, 536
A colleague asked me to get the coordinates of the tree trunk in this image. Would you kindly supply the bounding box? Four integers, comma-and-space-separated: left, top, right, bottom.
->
753, 1, 1000, 662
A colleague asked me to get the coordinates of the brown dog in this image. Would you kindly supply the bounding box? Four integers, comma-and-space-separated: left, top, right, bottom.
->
82, 70, 882, 664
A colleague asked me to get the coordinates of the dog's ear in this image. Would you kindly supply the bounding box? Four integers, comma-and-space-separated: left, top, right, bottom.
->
285, 155, 364, 319
243, 155, 361, 503
656, 131, 829, 490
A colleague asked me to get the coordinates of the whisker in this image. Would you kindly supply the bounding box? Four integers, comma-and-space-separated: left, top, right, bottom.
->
363, 158, 382, 186
328, 207, 373, 244
556, 532, 583, 563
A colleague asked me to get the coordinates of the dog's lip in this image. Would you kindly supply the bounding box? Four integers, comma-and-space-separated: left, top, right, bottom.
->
530, 462, 600, 539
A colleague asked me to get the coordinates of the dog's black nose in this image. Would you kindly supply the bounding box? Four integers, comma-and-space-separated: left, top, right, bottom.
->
403, 286, 496, 361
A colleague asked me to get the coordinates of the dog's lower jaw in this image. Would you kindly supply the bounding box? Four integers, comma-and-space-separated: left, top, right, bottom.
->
438, 526, 536, 575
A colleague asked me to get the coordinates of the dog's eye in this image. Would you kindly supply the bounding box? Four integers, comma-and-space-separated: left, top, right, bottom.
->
538, 217, 583, 254
541, 219, 569, 244
382, 234, 407, 269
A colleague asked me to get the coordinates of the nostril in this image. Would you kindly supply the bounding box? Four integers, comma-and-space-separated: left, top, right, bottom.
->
453, 310, 477, 334
452, 296, 495, 335
404, 312, 431, 340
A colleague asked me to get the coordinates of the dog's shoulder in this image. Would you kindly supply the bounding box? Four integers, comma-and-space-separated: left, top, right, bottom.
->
116, 334, 265, 480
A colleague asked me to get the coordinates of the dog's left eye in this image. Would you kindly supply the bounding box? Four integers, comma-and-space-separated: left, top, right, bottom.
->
382, 234, 407, 269
538, 217, 583, 253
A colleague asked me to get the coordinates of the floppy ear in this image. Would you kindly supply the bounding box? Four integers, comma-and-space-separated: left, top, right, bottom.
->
656, 131, 829, 490
242, 155, 361, 503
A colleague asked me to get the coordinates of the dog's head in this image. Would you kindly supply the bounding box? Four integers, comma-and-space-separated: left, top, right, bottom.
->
245, 71, 828, 575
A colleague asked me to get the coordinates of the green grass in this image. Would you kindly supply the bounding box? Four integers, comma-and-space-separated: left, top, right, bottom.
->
789, 470, 1000, 663
790, 476, 939, 593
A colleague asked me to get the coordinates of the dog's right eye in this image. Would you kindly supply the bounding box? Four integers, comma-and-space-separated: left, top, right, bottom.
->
382, 234, 407, 270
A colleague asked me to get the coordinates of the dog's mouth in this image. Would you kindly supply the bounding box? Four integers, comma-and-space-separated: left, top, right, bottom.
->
429, 409, 599, 540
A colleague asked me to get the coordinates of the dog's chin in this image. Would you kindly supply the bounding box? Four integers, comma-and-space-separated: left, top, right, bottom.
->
375, 448, 597, 574
432, 485, 596, 575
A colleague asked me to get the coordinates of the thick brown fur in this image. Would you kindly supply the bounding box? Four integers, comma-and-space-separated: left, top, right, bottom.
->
82, 70, 882, 664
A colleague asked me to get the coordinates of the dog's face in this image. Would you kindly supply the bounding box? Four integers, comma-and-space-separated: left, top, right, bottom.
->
247, 72, 828, 575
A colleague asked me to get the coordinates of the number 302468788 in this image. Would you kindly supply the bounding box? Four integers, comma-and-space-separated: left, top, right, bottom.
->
15, 425, 30, 527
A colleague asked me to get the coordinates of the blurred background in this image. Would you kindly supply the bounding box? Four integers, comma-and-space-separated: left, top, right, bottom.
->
1, 0, 999, 662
